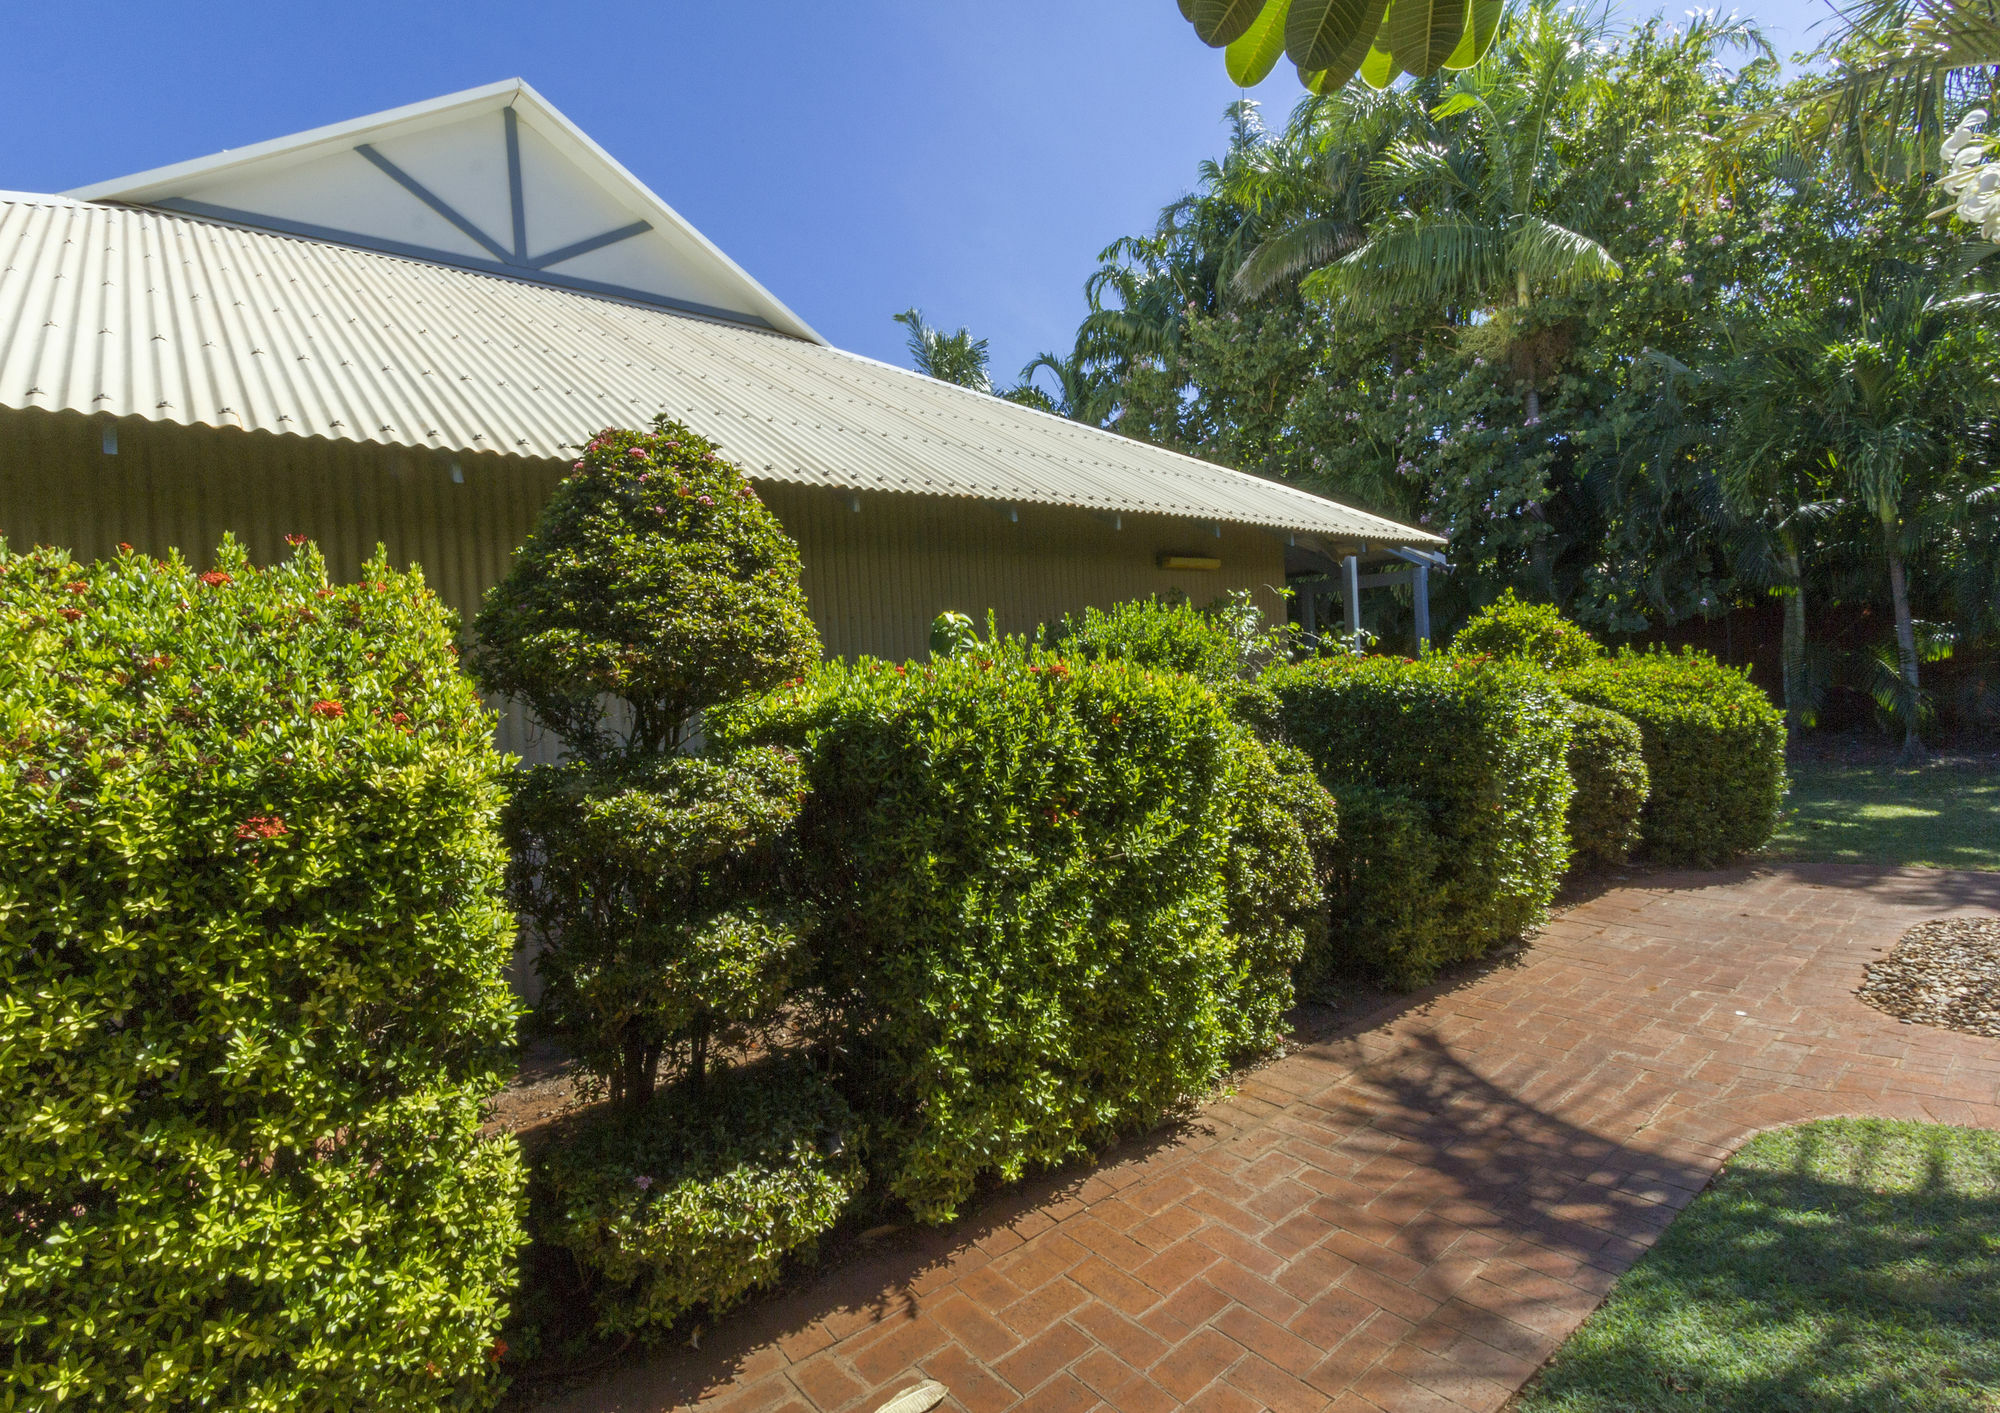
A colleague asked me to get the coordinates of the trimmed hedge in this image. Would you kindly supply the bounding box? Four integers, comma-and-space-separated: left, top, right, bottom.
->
1453, 590, 1603, 672
1054, 595, 1251, 685
1563, 701, 1650, 870
1563, 647, 1787, 865
528, 1063, 861, 1337
1268, 654, 1573, 987
0, 538, 524, 1411
1316, 783, 1441, 985
720, 642, 1332, 1222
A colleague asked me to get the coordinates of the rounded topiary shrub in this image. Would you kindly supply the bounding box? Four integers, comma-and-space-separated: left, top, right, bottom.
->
1453, 590, 1603, 673
0, 537, 524, 1412
1267, 653, 1573, 987
528, 1062, 862, 1338
1563, 700, 1650, 871
1563, 647, 1787, 865
721, 640, 1328, 1222
473, 418, 821, 1108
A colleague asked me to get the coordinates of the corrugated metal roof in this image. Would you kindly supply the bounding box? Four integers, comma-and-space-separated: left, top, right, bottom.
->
0, 193, 1441, 545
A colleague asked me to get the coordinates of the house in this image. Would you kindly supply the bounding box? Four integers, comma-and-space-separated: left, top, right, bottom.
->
0, 80, 1441, 756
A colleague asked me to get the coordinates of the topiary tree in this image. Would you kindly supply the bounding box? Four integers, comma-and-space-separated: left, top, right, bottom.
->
1452, 589, 1604, 673
472, 418, 821, 1106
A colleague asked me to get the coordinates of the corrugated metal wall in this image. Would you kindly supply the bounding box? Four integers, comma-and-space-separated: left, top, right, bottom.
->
0, 407, 1288, 751
760, 483, 1285, 661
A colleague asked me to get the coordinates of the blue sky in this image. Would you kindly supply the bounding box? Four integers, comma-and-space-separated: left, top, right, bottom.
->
3, 0, 1838, 386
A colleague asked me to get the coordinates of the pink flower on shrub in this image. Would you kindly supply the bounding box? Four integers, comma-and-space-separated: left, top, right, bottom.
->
236, 815, 288, 842
697, 495, 714, 506
633, 1175, 653, 1191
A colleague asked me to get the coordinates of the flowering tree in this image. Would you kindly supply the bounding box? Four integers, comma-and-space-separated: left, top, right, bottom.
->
1935, 108, 2000, 235
473, 418, 821, 1105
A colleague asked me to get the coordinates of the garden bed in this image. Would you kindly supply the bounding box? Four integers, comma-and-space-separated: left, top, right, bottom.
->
1859, 918, 2000, 1038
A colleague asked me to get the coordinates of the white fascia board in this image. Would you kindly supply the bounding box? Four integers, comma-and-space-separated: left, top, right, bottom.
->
64, 80, 527, 203
63, 79, 825, 345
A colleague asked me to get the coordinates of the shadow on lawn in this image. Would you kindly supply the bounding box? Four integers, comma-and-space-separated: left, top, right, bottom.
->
1520, 1119, 2000, 1411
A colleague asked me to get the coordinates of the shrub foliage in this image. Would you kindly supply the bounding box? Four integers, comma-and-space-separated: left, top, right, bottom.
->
1563, 700, 1651, 870
473, 419, 819, 1105
528, 1063, 861, 1337
1563, 647, 1788, 864
0, 538, 523, 1411
1268, 654, 1573, 987
1453, 590, 1604, 673
722, 639, 1332, 1221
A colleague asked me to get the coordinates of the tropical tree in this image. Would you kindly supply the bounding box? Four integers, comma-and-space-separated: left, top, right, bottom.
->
1301, 2, 1622, 423
1007, 345, 1120, 424
1748, 272, 1997, 759
894, 307, 993, 391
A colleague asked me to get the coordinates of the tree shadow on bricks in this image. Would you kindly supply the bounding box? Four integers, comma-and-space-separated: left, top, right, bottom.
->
519, 1120, 1196, 1412
1286, 1033, 1718, 1304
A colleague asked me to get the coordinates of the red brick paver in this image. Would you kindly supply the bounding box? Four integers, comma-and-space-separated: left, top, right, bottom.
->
538, 864, 2000, 1413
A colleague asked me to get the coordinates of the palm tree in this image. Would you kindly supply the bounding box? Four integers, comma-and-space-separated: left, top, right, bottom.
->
1747, 273, 1998, 760
1714, 341, 1844, 731
1771, 0, 2000, 179
1244, 2, 1623, 424
1008, 346, 1119, 425
894, 308, 993, 392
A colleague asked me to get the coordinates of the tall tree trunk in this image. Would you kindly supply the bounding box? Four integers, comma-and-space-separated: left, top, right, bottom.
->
1516, 268, 1540, 424
621, 1037, 656, 1108
1884, 515, 1925, 765
1779, 537, 1808, 736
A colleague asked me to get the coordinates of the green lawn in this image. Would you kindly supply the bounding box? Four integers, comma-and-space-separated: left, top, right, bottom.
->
1766, 750, 2000, 871
1516, 1120, 2000, 1412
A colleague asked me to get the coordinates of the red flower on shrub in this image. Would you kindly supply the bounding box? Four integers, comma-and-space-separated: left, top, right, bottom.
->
116, 542, 133, 554
236, 815, 288, 841
59, 608, 82, 622
308, 699, 346, 719
285, 533, 308, 547
391, 711, 410, 725
198, 570, 234, 588
65, 581, 87, 595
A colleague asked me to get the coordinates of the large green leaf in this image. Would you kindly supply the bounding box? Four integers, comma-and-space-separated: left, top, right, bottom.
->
1387, 0, 1470, 76
1297, 0, 1389, 93
1226, 0, 1292, 85
1359, 33, 1402, 89
1285, 0, 1380, 70
1190, 0, 1272, 46
1441, 0, 1502, 70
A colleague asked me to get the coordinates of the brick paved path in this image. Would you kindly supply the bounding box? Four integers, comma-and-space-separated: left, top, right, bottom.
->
539, 864, 2000, 1413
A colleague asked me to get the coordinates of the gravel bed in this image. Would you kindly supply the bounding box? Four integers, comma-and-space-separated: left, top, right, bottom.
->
1858, 917, 2000, 1037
